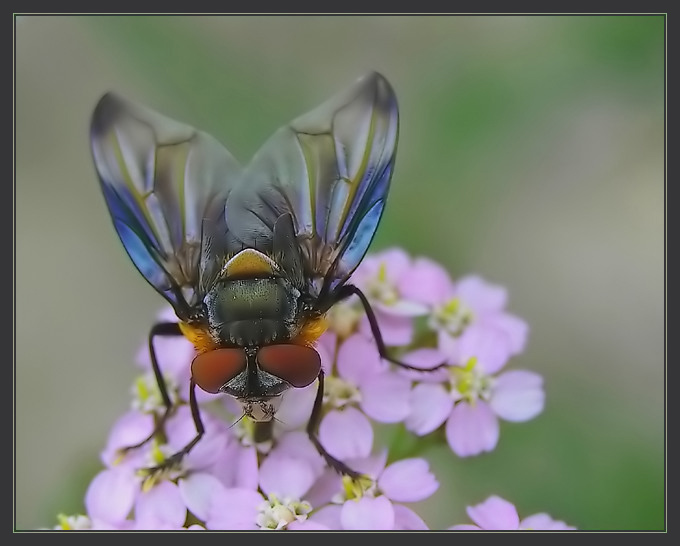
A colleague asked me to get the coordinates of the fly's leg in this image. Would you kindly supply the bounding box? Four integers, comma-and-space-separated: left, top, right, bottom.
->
140, 379, 205, 487
116, 322, 182, 456
306, 370, 362, 479
336, 284, 448, 372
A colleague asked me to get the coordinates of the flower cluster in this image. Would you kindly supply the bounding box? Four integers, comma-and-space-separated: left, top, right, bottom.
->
52, 248, 570, 531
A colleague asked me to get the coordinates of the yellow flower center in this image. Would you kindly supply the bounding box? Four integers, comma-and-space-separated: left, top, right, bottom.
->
256, 494, 312, 530
431, 297, 473, 336
365, 262, 400, 305
324, 376, 361, 409
450, 357, 494, 404
341, 474, 376, 501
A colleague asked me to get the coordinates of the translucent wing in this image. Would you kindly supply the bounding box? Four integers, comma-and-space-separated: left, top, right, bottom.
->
90, 93, 242, 320
225, 71, 399, 300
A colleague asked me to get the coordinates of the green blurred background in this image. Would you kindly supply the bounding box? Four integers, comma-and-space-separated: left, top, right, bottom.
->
15, 15, 664, 530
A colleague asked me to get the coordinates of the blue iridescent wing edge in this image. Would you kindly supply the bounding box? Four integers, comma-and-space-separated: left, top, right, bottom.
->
90, 92, 242, 319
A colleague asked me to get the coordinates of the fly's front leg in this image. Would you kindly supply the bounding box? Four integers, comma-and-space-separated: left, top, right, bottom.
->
139, 379, 205, 487
116, 322, 182, 456
306, 371, 362, 479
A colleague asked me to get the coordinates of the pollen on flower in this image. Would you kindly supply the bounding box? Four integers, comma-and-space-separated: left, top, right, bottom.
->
256, 493, 312, 530
323, 375, 362, 409
335, 474, 376, 503
366, 262, 400, 305
136, 439, 184, 491
450, 357, 495, 405
430, 297, 473, 337
131, 371, 179, 413
325, 299, 363, 339
54, 513, 91, 530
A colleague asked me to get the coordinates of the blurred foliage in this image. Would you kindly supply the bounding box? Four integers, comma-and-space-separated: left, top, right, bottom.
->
15, 15, 664, 531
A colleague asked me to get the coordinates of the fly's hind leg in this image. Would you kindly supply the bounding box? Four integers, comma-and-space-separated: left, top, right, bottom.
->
116, 322, 183, 457
336, 285, 449, 373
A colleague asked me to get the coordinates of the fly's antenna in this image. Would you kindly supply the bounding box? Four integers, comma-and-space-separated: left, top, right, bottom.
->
229, 412, 247, 430
271, 414, 285, 427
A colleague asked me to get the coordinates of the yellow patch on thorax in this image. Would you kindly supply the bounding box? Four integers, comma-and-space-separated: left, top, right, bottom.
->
223, 248, 278, 278
292, 315, 329, 347
178, 322, 218, 354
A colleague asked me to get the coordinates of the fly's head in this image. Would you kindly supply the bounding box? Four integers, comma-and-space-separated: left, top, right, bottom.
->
190, 343, 322, 422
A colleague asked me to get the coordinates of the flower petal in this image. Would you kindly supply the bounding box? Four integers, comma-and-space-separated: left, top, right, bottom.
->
304, 468, 343, 508
210, 444, 259, 490
276, 383, 317, 431
359, 311, 415, 346
445, 401, 499, 457
341, 496, 395, 530
395, 348, 449, 383
310, 504, 342, 529
457, 323, 511, 374
490, 312, 529, 356
490, 370, 545, 422
318, 407, 373, 460
360, 372, 411, 423
405, 383, 453, 435
316, 331, 337, 375
288, 519, 331, 530
378, 458, 439, 502
466, 495, 520, 530
455, 276, 507, 313
400, 348, 448, 370
259, 455, 315, 499
345, 450, 389, 480
272, 431, 326, 476
135, 332, 194, 377
336, 333, 383, 384
101, 411, 154, 468
393, 505, 429, 530
85, 468, 137, 525
521, 513, 576, 530
205, 488, 262, 530
185, 427, 230, 471
135, 480, 186, 528
164, 405, 202, 449
378, 247, 412, 278
398, 256, 454, 306
374, 300, 429, 317
178, 473, 226, 521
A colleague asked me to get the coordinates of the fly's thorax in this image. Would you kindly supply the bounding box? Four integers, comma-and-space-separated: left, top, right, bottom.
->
204, 276, 301, 346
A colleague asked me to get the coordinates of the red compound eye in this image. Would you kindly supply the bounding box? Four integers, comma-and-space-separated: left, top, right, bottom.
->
257, 344, 321, 388
191, 348, 247, 394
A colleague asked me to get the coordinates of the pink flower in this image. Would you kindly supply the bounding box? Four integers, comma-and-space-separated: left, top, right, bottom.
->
323, 332, 412, 423
434, 276, 529, 368
91, 401, 254, 529
349, 247, 431, 346
55, 248, 556, 531
351, 248, 431, 317
309, 451, 437, 530
203, 436, 327, 530
85, 466, 138, 529
449, 495, 576, 530
404, 352, 545, 457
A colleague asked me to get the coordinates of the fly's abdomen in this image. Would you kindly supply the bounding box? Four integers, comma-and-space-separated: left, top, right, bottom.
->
205, 277, 299, 346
